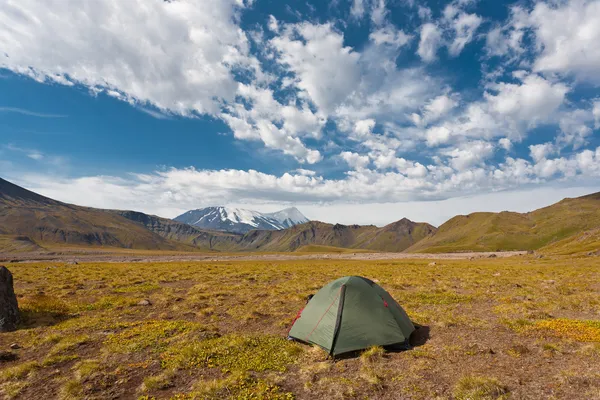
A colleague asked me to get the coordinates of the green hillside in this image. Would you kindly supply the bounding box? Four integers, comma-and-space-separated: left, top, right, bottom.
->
408, 192, 600, 253
539, 228, 600, 255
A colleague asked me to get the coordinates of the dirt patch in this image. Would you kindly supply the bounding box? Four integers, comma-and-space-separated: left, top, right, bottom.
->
1, 250, 527, 264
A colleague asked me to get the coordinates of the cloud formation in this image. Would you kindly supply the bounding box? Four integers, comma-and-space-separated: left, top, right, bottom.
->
1, 0, 599, 221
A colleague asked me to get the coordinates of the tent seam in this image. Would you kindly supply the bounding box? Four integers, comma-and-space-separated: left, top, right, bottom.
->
304, 285, 343, 343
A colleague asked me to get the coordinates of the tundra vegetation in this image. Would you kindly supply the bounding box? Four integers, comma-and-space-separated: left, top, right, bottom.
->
0, 255, 599, 399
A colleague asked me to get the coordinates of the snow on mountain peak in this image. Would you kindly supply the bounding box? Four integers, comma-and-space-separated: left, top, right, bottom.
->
174, 206, 309, 234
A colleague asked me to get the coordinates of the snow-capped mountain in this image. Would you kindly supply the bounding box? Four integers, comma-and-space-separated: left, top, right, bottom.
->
174, 206, 309, 234
264, 207, 309, 229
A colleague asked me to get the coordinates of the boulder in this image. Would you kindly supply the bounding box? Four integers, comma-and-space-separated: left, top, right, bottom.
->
0, 266, 20, 332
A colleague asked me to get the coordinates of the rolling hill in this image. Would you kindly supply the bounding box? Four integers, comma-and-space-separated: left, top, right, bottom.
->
2, 177, 598, 254
0, 178, 213, 251
231, 218, 436, 252
407, 191, 600, 253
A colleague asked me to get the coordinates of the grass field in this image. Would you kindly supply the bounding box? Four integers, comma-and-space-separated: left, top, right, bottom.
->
1, 255, 599, 399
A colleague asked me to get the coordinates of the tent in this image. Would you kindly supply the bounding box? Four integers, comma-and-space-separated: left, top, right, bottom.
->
288, 276, 415, 356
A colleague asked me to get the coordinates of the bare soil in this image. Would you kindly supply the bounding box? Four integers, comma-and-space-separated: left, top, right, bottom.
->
0, 250, 526, 264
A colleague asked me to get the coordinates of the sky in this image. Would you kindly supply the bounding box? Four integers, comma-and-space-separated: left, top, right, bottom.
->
1, 0, 599, 226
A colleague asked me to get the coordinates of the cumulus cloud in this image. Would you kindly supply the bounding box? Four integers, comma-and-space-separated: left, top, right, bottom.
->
447, 10, 482, 56
417, 23, 443, 62
498, 138, 512, 151
12, 146, 599, 221
412, 94, 458, 127
529, 142, 556, 163
530, 0, 600, 83
417, 1, 482, 62
340, 151, 370, 169
2, 0, 600, 216
350, 0, 365, 19
0, 0, 253, 115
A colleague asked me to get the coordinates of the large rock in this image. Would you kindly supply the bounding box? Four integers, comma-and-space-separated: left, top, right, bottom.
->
0, 266, 20, 332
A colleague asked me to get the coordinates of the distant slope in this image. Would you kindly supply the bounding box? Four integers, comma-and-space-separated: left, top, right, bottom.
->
0, 178, 191, 250
539, 228, 600, 255
0, 178, 433, 253
113, 210, 240, 250
353, 218, 437, 252
174, 206, 309, 234
264, 207, 310, 229
0, 235, 45, 253
234, 219, 436, 252
408, 192, 600, 253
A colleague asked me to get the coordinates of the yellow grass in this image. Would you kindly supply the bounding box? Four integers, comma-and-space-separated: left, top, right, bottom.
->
0, 255, 598, 399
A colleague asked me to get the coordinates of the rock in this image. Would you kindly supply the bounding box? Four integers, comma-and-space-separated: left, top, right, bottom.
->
527, 250, 535, 255
0, 266, 20, 332
0, 351, 18, 362
492, 272, 501, 277
67, 261, 78, 265
137, 299, 152, 306
428, 262, 437, 266
9, 343, 20, 350
488, 254, 497, 258
536, 255, 544, 259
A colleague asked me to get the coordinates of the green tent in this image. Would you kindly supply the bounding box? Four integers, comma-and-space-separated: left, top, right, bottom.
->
288, 276, 415, 356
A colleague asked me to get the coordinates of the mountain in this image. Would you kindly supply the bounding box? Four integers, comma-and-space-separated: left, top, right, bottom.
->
407, 192, 600, 253
3, 176, 599, 255
174, 206, 309, 234
264, 207, 309, 229
113, 210, 240, 250
0, 177, 212, 251
231, 219, 436, 252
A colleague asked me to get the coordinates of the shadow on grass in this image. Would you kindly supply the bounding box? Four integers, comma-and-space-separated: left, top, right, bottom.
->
18, 310, 74, 329
409, 324, 430, 347
17, 294, 76, 329
330, 324, 430, 361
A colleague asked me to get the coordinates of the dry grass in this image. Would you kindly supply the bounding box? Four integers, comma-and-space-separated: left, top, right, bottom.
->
0, 255, 599, 399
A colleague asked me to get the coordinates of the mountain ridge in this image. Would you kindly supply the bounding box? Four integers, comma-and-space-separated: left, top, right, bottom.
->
407, 192, 600, 253
174, 206, 309, 234
2, 177, 599, 254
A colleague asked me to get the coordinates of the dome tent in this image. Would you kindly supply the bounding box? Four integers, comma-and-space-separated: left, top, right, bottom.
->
288, 276, 415, 356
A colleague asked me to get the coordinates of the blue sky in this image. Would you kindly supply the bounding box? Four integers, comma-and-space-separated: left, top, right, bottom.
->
1, 0, 599, 226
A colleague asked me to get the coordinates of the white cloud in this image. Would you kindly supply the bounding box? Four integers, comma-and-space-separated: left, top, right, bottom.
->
425, 126, 452, 146
530, 0, 600, 83
498, 138, 512, 151
485, 6, 528, 59
484, 74, 569, 129
0, 107, 66, 118
268, 15, 279, 33
350, 0, 365, 19
417, 23, 442, 62
369, 26, 411, 48
529, 142, 556, 163
412, 94, 458, 127
0, 0, 253, 116
557, 108, 594, 149
340, 151, 370, 169
27, 152, 44, 161
447, 11, 482, 56
417, 1, 482, 62
370, 0, 388, 26
443, 140, 494, 171
8, 144, 599, 225
354, 119, 376, 137
593, 99, 600, 129
271, 23, 360, 114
